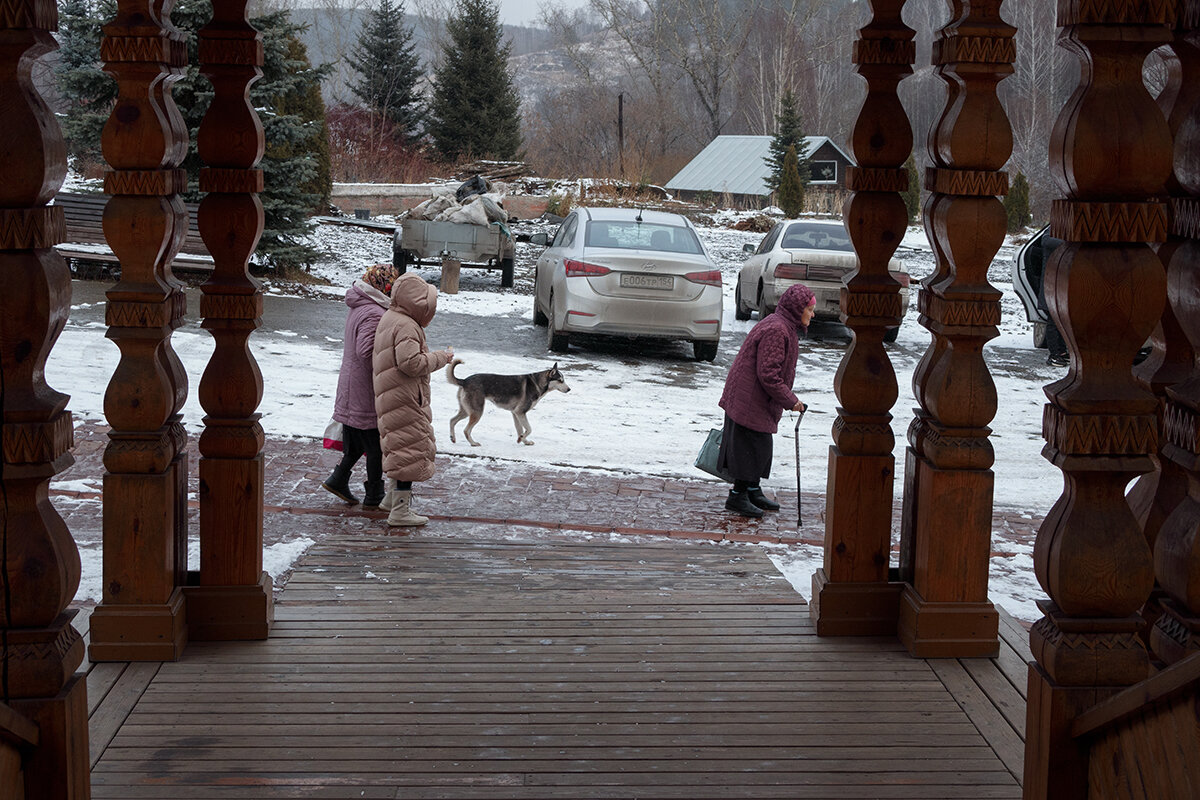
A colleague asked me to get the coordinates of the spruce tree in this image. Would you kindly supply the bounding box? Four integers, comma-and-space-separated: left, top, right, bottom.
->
55, 0, 117, 173
777, 145, 805, 218
764, 89, 810, 194
427, 0, 523, 162
901, 154, 921, 224
1005, 172, 1032, 232
348, 0, 424, 142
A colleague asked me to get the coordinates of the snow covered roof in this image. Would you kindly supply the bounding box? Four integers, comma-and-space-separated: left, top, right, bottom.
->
665, 135, 853, 197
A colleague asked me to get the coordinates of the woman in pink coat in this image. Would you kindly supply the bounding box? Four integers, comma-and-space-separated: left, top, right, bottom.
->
372, 272, 455, 526
323, 263, 398, 508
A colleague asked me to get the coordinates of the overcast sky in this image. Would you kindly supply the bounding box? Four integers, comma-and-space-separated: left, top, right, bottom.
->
499, 0, 577, 26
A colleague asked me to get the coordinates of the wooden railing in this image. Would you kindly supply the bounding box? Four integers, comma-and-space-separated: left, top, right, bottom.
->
1072, 654, 1200, 799
0, 702, 39, 799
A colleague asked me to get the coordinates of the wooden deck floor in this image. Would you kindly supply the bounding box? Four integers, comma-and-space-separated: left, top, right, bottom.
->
78, 523, 1030, 799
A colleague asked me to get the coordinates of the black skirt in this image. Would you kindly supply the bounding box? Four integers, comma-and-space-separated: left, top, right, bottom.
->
717, 415, 773, 482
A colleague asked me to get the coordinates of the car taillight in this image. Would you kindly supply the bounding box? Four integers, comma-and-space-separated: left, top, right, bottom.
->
684, 270, 721, 286
892, 271, 910, 287
564, 259, 611, 277
774, 263, 807, 280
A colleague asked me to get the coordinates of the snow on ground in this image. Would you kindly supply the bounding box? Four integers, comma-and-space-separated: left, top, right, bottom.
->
48, 203, 1055, 622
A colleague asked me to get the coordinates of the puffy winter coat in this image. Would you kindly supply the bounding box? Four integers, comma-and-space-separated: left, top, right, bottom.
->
719, 284, 815, 433
372, 273, 454, 481
333, 281, 389, 430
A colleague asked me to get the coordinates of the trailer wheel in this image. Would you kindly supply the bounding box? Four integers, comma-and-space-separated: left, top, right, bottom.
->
500, 256, 514, 288
394, 248, 409, 274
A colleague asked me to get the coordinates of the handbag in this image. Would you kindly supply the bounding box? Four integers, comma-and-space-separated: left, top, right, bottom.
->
322, 419, 344, 451
694, 427, 732, 481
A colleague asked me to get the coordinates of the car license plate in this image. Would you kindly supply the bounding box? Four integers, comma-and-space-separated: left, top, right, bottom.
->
620, 273, 673, 290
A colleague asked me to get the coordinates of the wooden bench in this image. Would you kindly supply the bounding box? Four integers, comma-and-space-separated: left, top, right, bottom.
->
53, 192, 214, 275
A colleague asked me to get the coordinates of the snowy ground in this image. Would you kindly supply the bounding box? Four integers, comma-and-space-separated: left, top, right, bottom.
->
48, 198, 1053, 622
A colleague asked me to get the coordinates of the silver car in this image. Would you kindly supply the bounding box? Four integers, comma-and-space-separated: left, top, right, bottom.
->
735, 219, 910, 342
531, 207, 723, 361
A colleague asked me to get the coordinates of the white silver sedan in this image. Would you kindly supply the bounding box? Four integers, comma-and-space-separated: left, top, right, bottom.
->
531, 207, 723, 361
735, 218, 910, 342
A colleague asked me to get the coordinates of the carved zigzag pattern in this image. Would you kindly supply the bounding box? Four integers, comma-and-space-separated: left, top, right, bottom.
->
199, 38, 263, 67
105, 169, 187, 196
0, 206, 64, 249
1060, 0, 1177, 26
106, 300, 170, 329
921, 294, 1002, 327
1032, 616, 1145, 651
852, 38, 916, 66
0, 0, 55, 31
101, 35, 187, 66
1164, 402, 1199, 454
933, 35, 1016, 65
1051, 200, 1168, 243
1043, 405, 1158, 456
3, 411, 73, 465
1172, 198, 1200, 241
926, 167, 1009, 197
847, 167, 907, 194
200, 293, 262, 321
843, 291, 902, 320
199, 168, 264, 194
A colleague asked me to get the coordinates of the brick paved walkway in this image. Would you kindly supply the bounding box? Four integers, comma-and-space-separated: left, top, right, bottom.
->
55, 420, 1042, 596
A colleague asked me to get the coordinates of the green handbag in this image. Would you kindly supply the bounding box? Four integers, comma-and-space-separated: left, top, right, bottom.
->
694, 427, 732, 481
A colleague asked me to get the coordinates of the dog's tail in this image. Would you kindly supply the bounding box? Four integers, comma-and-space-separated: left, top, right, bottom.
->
445, 358, 464, 386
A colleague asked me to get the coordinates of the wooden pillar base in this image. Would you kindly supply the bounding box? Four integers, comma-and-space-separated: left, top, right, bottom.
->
1024, 662, 1103, 800
897, 583, 999, 657
10, 673, 89, 800
810, 567, 903, 636
1149, 599, 1200, 665
184, 570, 274, 641
88, 587, 187, 662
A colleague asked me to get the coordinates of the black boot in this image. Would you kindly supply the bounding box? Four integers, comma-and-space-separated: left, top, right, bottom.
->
747, 486, 780, 511
725, 489, 764, 518
361, 479, 385, 509
322, 465, 359, 504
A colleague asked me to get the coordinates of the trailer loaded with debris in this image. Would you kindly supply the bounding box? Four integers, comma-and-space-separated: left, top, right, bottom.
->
393, 177, 516, 288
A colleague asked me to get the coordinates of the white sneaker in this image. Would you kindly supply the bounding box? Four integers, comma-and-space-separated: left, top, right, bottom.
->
386, 490, 428, 527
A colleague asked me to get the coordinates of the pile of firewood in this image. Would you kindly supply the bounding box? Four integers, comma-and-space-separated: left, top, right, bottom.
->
455, 160, 531, 182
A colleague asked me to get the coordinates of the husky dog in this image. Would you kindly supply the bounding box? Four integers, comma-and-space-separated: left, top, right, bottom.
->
447, 359, 570, 446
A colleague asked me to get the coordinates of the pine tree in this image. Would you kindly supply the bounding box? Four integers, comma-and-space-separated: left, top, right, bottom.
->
427, 0, 523, 162
777, 145, 805, 218
1005, 172, 1032, 232
348, 0, 424, 143
55, 0, 117, 173
901, 154, 921, 223
764, 89, 810, 194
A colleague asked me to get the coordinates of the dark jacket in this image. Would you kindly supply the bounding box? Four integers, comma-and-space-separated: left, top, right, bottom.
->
719, 284, 814, 433
333, 281, 389, 430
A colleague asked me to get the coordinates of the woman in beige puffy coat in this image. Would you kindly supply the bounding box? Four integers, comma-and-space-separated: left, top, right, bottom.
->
372, 272, 455, 526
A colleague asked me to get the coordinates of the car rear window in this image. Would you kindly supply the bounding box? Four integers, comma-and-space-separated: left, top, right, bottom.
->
780, 223, 853, 252
584, 221, 704, 255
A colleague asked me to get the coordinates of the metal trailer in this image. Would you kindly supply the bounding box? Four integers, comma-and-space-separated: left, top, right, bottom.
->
393, 218, 516, 288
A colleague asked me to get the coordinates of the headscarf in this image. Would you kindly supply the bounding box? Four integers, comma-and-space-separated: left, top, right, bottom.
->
362, 263, 399, 296
777, 283, 816, 331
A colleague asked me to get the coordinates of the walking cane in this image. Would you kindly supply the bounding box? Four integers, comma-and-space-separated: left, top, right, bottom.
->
794, 407, 806, 528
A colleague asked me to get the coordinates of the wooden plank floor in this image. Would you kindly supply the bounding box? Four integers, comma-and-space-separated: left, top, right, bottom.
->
83, 524, 1025, 799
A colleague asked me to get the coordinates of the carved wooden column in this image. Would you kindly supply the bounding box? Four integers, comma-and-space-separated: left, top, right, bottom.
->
1149, 4, 1200, 667
0, 1, 91, 793
1023, 1, 1175, 796
810, 0, 912, 635
186, 0, 273, 640
896, 0, 1012, 658
88, 0, 191, 661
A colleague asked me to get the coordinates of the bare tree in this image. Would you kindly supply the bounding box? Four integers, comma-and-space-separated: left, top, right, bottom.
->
739, 0, 821, 135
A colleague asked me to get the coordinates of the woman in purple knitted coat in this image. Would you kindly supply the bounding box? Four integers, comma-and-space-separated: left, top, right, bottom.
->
322, 263, 399, 509
717, 283, 815, 517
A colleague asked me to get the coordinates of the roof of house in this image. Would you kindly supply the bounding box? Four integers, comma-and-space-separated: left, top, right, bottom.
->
665, 135, 853, 197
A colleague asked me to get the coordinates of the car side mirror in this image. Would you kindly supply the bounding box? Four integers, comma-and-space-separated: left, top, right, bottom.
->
531, 232, 549, 247
742, 243, 756, 255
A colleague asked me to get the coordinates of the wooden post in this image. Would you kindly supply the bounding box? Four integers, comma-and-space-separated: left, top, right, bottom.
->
1023, 0, 1175, 796
88, 0, 192, 662
810, 0, 912, 635
441, 256, 461, 294
896, 0, 1014, 658
186, 0, 274, 641
0, 0, 92, 794
1147, 8, 1200, 667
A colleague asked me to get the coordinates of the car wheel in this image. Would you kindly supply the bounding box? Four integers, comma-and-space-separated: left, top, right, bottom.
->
547, 292, 569, 353
693, 340, 718, 362
500, 257, 514, 288
532, 275, 548, 326
1032, 321, 1047, 349
734, 283, 751, 321
884, 325, 899, 344
757, 285, 771, 319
